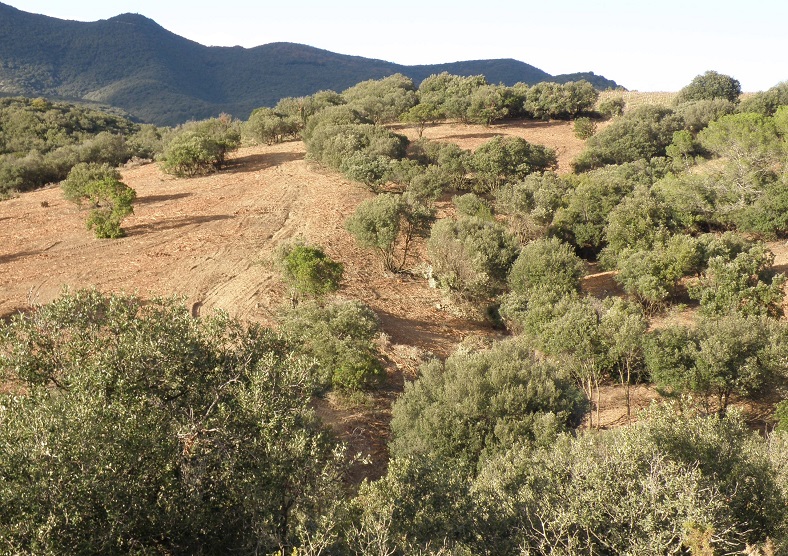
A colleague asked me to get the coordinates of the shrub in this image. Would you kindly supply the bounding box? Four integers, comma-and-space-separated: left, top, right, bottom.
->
524, 80, 598, 120
342, 73, 418, 124
597, 95, 625, 118
573, 116, 597, 139
160, 117, 241, 177
599, 184, 679, 267
345, 193, 405, 272
469, 135, 557, 191
279, 300, 385, 391
305, 123, 408, 186
688, 242, 785, 318
675, 98, 736, 133
61, 162, 136, 238
244, 107, 299, 144
474, 403, 784, 553
614, 234, 699, 311
507, 237, 585, 298
553, 161, 666, 253
572, 105, 684, 171
645, 315, 776, 413
676, 70, 742, 104
0, 291, 346, 554
390, 340, 587, 471
427, 216, 520, 298
494, 172, 571, 241
278, 242, 343, 302
453, 193, 493, 220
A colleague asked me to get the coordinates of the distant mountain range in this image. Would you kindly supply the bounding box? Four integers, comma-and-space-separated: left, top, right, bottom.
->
0, 2, 622, 126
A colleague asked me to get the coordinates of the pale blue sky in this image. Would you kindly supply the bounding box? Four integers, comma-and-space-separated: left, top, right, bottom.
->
4, 0, 786, 92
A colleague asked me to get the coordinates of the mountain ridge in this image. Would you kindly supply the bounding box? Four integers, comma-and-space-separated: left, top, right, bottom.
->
0, 3, 622, 125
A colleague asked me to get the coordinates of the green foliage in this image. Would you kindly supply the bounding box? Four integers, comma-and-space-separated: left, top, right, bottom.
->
600, 184, 679, 267
572, 116, 596, 139
244, 107, 299, 145
466, 84, 510, 126
390, 340, 587, 471
573, 105, 684, 171
776, 400, 788, 432
697, 112, 782, 195
0, 290, 346, 554
615, 234, 699, 311
739, 81, 788, 116
553, 161, 666, 253
676, 70, 742, 104
305, 123, 408, 187
507, 237, 585, 298
524, 80, 598, 120
342, 74, 418, 124
469, 135, 557, 191
302, 104, 367, 142
645, 315, 777, 413
399, 102, 442, 137
596, 95, 625, 118
473, 403, 783, 554
350, 455, 477, 554
0, 97, 147, 195
452, 193, 493, 220
60, 162, 136, 238
427, 216, 520, 298
735, 177, 788, 237
159, 116, 241, 177
689, 242, 786, 317
279, 300, 384, 391
675, 98, 736, 133
417, 72, 488, 123
278, 242, 343, 300
410, 138, 470, 190
494, 171, 571, 240
345, 193, 405, 272
653, 172, 720, 230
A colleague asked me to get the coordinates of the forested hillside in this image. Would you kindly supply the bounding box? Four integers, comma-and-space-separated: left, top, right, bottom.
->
3, 70, 788, 554
0, 2, 620, 125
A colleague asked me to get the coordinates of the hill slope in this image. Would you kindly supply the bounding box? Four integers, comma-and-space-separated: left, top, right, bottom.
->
0, 3, 621, 125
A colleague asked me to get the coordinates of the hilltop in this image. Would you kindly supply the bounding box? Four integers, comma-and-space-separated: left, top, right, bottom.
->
0, 2, 621, 125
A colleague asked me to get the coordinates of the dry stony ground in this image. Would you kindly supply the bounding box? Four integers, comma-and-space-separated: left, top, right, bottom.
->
1, 119, 785, 478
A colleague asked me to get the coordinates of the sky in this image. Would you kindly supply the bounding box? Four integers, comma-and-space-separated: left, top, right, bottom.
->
4, 0, 787, 92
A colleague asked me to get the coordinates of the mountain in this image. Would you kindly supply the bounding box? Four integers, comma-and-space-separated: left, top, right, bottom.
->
0, 3, 622, 126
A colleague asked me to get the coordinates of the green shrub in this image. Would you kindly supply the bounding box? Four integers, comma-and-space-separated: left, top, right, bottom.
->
453, 193, 493, 220
524, 80, 598, 120
507, 237, 585, 298
390, 340, 587, 471
61, 162, 136, 238
280, 300, 385, 391
573, 116, 597, 139
597, 95, 625, 118
0, 291, 346, 554
160, 117, 241, 177
572, 105, 684, 172
469, 135, 557, 191
688, 242, 785, 318
278, 243, 343, 301
645, 315, 776, 413
427, 216, 520, 298
342, 73, 418, 125
676, 70, 742, 104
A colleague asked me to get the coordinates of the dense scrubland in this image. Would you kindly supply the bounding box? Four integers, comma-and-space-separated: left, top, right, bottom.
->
4, 71, 788, 555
